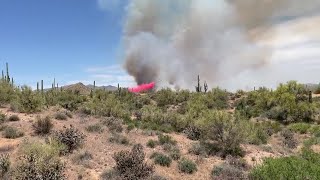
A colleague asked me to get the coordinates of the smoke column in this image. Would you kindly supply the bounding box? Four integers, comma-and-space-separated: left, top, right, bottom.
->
123, 0, 320, 90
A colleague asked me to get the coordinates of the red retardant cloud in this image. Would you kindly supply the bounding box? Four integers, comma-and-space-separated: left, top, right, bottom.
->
128, 82, 155, 93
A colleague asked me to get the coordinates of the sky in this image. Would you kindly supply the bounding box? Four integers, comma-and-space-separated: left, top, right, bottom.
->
0, 0, 134, 88
0, 0, 319, 91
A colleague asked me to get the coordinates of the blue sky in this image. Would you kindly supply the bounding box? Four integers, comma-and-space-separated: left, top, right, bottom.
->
0, 0, 134, 88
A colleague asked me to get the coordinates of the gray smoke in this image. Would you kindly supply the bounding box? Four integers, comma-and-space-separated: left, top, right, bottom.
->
123, 0, 320, 90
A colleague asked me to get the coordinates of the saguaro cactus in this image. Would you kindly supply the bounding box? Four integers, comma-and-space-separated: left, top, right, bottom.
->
195, 75, 202, 92
118, 83, 121, 96
6, 62, 10, 83
204, 81, 208, 93
309, 91, 313, 103
41, 80, 44, 94
94, 81, 96, 89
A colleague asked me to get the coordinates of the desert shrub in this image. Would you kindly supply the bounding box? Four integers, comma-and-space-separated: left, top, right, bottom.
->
178, 158, 197, 174
281, 129, 298, 149
288, 123, 312, 134
212, 156, 248, 180
0, 154, 10, 177
0, 81, 17, 106
148, 175, 168, 180
100, 169, 121, 180
33, 116, 54, 135
314, 85, 320, 94
197, 111, 245, 157
86, 124, 103, 133
9, 100, 23, 113
3, 126, 24, 139
52, 125, 85, 153
17, 86, 44, 113
153, 153, 172, 167
259, 120, 282, 136
113, 144, 154, 180
54, 90, 86, 111
147, 140, 157, 148
183, 126, 202, 140
246, 123, 269, 145
8, 114, 20, 121
0, 113, 6, 124
188, 142, 207, 156
102, 117, 123, 133
72, 151, 93, 166
13, 141, 65, 180
55, 112, 68, 120
309, 125, 320, 135
109, 133, 130, 145
158, 134, 177, 146
205, 88, 229, 110
250, 148, 320, 180
169, 147, 181, 160
0, 125, 7, 131
154, 88, 176, 107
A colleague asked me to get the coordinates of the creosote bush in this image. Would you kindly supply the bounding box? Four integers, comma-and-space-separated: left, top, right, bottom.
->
0, 154, 10, 177
13, 141, 65, 180
147, 140, 157, 148
178, 158, 197, 174
153, 153, 172, 167
158, 134, 177, 146
8, 114, 20, 121
52, 125, 85, 153
55, 112, 68, 120
33, 116, 53, 135
288, 123, 312, 134
250, 148, 320, 180
3, 126, 24, 139
86, 123, 104, 133
0, 113, 6, 124
113, 144, 154, 180
102, 117, 123, 133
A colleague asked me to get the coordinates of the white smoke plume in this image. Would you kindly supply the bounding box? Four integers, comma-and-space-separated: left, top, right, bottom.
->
123, 0, 320, 90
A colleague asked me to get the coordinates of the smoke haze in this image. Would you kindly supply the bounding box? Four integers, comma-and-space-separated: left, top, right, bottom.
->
123, 0, 320, 91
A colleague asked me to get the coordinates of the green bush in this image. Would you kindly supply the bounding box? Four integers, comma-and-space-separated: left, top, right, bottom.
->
3, 127, 24, 139
17, 86, 44, 113
188, 142, 207, 156
113, 144, 154, 180
169, 147, 181, 160
0, 113, 6, 124
250, 149, 320, 180
0, 154, 10, 177
0, 81, 17, 106
102, 117, 123, 133
86, 124, 104, 133
183, 126, 202, 140
33, 116, 54, 135
55, 112, 68, 120
197, 111, 245, 157
52, 125, 85, 153
13, 141, 65, 180
8, 114, 20, 121
147, 140, 157, 148
158, 134, 177, 146
178, 158, 197, 174
153, 153, 172, 167
288, 123, 312, 134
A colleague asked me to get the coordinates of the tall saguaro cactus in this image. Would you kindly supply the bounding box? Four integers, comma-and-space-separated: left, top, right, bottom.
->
6, 62, 10, 83
195, 75, 202, 92
118, 83, 121, 96
41, 80, 44, 94
37, 82, 39, 92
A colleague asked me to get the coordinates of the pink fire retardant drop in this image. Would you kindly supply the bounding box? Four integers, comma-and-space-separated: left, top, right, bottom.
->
128, 82, 155, 93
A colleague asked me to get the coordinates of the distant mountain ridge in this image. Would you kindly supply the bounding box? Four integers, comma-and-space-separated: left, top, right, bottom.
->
57, 82, 118, 95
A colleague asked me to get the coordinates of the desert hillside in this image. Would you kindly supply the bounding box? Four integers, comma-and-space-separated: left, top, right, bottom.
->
1, 78, 320, 180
